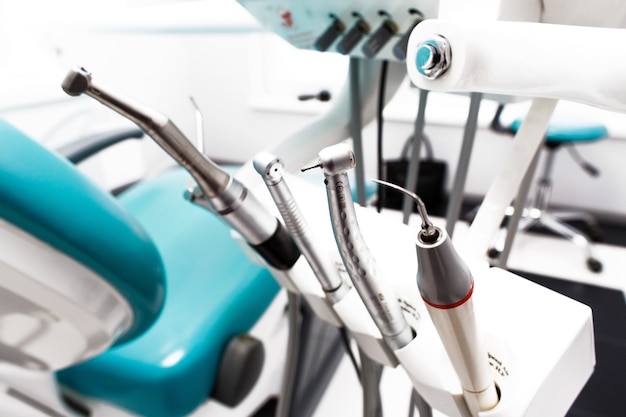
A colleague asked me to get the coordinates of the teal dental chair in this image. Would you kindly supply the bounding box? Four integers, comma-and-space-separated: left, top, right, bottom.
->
0, 118, 281, 416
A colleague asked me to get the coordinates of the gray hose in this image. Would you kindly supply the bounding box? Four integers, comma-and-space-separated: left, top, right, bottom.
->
359, 348, 383, 417
275, 291, 302, 417
408, 389, 432, 417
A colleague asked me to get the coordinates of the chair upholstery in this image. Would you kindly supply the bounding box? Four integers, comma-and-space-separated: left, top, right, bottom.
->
57, 168, 280, 417
0, 119, 165, 344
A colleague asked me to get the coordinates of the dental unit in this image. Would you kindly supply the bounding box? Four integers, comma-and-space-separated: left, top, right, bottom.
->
1, 0, 617, 415
303, 143, 593, 417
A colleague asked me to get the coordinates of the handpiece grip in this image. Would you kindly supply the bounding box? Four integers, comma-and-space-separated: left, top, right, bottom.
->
62, 66, 229, 198
320, 144, 413, 349
62, 66, 300, 271
416, 228, 499, 414
254, 152, 347, 301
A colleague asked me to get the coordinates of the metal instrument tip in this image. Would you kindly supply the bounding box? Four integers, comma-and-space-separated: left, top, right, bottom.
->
371, 179, 437, 236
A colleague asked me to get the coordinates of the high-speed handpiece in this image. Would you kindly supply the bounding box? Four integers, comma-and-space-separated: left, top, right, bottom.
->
62, 66, 300, 271
306, 143, 413, 350
253, 152, 350, 304
377, 180, 499, 415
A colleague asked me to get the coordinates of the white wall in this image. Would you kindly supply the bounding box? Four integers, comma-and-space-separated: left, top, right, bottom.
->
1, 0, 626, 220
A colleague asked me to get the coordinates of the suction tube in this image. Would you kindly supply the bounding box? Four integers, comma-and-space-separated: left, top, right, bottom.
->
62, 66, 300, 271
306, 143, 413, 350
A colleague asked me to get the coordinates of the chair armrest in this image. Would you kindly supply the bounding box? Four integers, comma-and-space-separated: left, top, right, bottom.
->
58, 126, 143, 163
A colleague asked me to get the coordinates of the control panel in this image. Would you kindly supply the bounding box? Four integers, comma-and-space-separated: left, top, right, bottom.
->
237, 0, 439, 61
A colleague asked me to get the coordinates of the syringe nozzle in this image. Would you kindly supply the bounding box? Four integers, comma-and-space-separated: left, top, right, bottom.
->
371, 179, 435, 233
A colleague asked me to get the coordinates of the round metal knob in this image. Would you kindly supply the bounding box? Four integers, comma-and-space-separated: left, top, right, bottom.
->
415, 35, 451, 80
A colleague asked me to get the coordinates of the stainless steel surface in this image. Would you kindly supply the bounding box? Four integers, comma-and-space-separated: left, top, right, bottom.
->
254, 153, 348, 302
349, 58, 367, 206
187, 181, 278, 246
415, 35, 451, 80
62, 66, 229, 198
62, 66, 279, 246
317, 142, 356, 175
189, 96, 205, 155
318, 144, 413, 349
402, 88, 429, 224
371, 179, 436, 238
445, 92, 483, 238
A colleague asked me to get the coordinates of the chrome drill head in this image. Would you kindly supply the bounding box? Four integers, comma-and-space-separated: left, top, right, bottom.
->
62, 66, 92, 96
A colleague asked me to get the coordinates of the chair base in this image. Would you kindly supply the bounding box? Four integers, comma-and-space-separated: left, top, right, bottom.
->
489, 206, 603, 273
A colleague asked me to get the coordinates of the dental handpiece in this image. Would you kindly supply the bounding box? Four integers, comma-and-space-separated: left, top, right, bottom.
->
417, 227, 499, 414
376, 181, 499, 414
307, 143, 413, 350
61, 66, 300, 271
253, 152, 350, 304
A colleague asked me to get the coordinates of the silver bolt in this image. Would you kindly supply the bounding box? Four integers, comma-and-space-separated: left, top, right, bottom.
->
415, 34, 451, 80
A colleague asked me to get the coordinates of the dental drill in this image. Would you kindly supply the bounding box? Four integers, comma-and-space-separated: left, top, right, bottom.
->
61, 66, 301, 273
305, 142, 414, 351
304, 143, 417, 417
375, 180, 499, 415
253, 152, 350, 305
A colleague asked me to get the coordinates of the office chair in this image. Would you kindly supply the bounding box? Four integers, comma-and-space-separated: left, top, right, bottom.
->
489, 104, 607, 273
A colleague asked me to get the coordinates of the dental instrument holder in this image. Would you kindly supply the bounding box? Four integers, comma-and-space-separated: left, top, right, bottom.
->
306, 144, 593, 417
375, 179, 498, 413
251, 152, 349, 327
253, 152, 350, 305
308, 143, 414, 365
61, 67, 301, 275
254, 152, 407, 366
61, 67, 353, 335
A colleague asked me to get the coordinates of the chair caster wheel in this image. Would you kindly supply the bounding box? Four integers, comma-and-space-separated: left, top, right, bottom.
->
587, 258, 603, 273
488, 248, 501, 259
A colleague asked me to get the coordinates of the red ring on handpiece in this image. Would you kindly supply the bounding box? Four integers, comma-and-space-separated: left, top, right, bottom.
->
422, 280, 474, 309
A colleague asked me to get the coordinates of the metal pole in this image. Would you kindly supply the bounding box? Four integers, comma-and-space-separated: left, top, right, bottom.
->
402, 88, 429, 224
350, 57, 367, 206
445, 92, 482, 237
497, 145, 542, 268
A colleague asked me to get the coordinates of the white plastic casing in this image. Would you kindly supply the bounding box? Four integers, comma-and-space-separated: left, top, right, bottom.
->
407, 19, 626, 113
237, 0, 439, 61
0, 219, 132, 371
395, 263, 594, 417
237, 164, 594, 417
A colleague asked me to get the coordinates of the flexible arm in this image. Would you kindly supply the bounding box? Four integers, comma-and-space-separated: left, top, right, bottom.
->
407, 19, 626, 113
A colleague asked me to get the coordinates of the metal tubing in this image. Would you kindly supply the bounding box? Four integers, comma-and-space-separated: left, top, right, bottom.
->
497, 146, 542, 268
350, 57, 367, 206
445, 92, 482, 237
402, 89, 429, 224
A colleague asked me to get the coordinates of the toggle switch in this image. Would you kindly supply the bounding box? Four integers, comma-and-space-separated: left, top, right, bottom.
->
314, 18, 345, 52
362, 20, 396, 58
336, 18, 369, 55
392, 17, 424, 61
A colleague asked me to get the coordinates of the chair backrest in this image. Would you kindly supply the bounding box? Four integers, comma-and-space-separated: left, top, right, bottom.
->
0, 119, 165, 370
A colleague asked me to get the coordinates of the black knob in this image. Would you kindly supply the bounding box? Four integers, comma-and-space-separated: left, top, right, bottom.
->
336, 19, 368, 55
298, 90, 332, 102
314, 19, 344, 52
362, 20, 396, 58
393, 18, 423, 61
